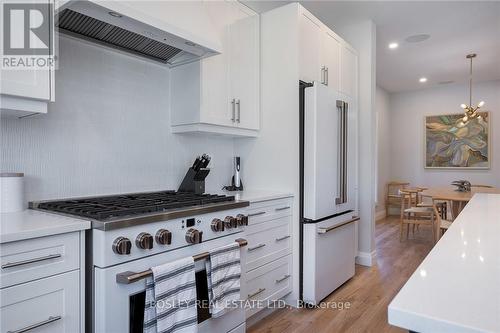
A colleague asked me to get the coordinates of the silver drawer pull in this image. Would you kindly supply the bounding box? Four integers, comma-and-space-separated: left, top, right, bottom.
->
317, 216, 360, 234
275, 206, 291, 211
7, 315, 62, 333
1, 254, 62, 269
248, 211, 266, 217
275, 274, 291, 283
275, 235, 291, 242
248, 288, 266, 299
248, 243, 266, 251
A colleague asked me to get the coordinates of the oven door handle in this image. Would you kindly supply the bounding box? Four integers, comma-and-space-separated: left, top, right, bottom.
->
116, 238, 248, 284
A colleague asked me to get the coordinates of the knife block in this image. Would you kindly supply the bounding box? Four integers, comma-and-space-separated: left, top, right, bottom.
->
178, 168, 210, 194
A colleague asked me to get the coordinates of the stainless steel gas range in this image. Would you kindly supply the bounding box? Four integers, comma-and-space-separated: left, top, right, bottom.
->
31, 190, 250, 333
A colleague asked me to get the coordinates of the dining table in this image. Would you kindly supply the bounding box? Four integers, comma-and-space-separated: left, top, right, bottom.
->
420, 186, 500, 219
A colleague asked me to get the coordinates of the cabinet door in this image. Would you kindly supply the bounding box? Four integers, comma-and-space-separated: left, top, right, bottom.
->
229, 2, 260, 130
341, 45, 358, 97
321, 31, 341, 92
0, 270, 80, 333
299, 11, 322, 83
200, 0, 233, 127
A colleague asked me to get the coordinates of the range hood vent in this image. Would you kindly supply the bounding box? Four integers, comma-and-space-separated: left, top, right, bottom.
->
58, 9, 183, 63
55, 1, 220, 67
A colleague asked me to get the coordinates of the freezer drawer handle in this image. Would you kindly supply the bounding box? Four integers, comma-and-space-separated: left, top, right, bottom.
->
275, 274, 291, 284
275, 206, 291, 211
317, 216, 359, 235
7, 315, 62, 333
248, 243, 266, 251
275, 235, 291, 242
248, 288, 266, 299
248, 211, 266, 217
1, 254, 62, 269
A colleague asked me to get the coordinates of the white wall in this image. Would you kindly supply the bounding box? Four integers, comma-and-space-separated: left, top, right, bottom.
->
336, 20, 377, 265
0, 36, 235, 201
390, 80, 500, 188
375, 86, 391, 216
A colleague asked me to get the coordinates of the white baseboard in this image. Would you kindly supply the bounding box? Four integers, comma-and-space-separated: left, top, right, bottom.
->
375, 209, 386, 221
356, 250, 377, 266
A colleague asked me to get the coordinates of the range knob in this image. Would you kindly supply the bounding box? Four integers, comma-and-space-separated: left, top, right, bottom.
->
236, 214, 248, 226
211, 218, 224, 232
185, 228, 203, 244
155, 229, 172, 245
224, 216, 237, 229
112, 237, 132, 255
136, 232, 154, 250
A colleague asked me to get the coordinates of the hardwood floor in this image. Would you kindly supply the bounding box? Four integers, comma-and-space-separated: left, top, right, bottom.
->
248, 216, 434, 333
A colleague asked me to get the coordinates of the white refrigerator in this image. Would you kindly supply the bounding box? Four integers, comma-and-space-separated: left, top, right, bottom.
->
300, 81, 359, 305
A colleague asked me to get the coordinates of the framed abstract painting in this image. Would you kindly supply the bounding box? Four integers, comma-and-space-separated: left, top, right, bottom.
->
425, 112, 490, 169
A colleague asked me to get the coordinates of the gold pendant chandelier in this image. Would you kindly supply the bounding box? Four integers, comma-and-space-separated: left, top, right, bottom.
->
460, 53, 484, 123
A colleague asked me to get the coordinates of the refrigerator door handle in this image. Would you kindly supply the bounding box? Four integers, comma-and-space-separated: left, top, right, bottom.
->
335, 100, 348, 205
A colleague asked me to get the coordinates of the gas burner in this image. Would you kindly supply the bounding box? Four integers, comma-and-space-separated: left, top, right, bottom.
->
36, 191, 235, 221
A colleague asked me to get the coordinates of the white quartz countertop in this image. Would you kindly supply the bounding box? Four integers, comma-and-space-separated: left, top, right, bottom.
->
0, 209, 91, 244
388, 193, 500, 333
221, 189, 293, 203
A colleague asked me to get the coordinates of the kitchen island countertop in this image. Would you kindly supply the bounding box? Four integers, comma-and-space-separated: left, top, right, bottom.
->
388, 193, 500, 333
0, 209, 90, 243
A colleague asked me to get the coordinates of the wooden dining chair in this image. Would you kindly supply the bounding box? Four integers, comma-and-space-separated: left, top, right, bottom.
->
386, 181, 410, 215
415, 188, 447, 220
432, 202, 453, 241
399, 191, 435, 242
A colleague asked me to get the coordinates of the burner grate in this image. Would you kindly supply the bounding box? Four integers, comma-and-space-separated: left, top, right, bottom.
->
37, 191, 235, 221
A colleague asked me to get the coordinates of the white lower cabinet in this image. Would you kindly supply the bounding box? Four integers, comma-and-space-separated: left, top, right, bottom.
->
243, 196, 293, 319
0, 270, 80, 333
0, 231, 84, 332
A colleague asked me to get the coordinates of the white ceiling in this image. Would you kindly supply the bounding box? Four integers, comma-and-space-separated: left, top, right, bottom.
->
243, 1, 500, 93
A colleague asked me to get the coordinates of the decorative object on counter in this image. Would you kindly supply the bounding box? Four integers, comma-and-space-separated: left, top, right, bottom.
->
0, 173, 26, 213
223, 157, 244, 191
425, 112, 489, 169
178, 154, 211, 194
451, 180, 471, 192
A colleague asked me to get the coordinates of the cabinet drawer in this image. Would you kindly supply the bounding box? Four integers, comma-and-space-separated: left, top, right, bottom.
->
0, 270, 80, 333
247, 198, 293, 226
245, 255, 292, 318
0, 232, 80, 288
245, 216, 291, 271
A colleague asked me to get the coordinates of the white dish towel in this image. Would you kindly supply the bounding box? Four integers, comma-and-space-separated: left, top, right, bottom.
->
144, 256, 198, 333
206, 242, 241, 318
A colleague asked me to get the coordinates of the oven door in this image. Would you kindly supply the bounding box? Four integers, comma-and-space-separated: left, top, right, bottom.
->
93, 236, 247, 333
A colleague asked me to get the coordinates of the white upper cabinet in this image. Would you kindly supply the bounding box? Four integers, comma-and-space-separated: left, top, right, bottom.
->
299, 6, 354, 96
0, 1, 54, 117
299, 11, 322, 83
321, 31, 341, 92
171, 1, 260, 137
340, 45, 358, 97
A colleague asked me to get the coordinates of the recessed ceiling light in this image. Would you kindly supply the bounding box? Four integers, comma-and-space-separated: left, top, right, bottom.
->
419, 77, 428, 83
388, 42, 399, 49
405, 34, 431, 43
108, 11, 122, 18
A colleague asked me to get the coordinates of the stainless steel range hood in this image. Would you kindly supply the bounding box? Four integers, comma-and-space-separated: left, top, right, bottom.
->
56, 1, 221, 66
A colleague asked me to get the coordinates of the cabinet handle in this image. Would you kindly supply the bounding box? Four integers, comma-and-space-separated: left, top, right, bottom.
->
275, 235, 290, 242
326, 67, 329, 86
321, 66, 326, 84
318, 216, 359, 234
236, 99, 241, 123
248, 288, 266, 299
275, 206, 291, 211
275, 274, 291, 283
1, 254, 61, 269
231, 99, 236, 122
248, 211, 265, 217
7, 315, 62, 333
248, 243, 266, 251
